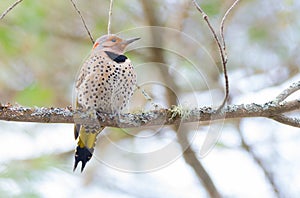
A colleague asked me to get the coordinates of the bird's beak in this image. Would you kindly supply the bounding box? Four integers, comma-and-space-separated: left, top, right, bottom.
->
124, 37, 140, 45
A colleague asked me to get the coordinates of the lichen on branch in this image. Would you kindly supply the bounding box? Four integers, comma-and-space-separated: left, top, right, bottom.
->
0, 81, 299, 128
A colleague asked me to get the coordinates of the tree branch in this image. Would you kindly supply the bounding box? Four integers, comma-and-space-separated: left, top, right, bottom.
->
0, 97, 299, 127
69, 0, 94, 44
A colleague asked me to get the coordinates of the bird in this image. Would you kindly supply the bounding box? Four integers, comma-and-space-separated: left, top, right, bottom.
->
73, 34, 140, 172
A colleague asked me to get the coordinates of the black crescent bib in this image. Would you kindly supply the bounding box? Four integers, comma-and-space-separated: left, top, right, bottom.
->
105, 51, 128, 63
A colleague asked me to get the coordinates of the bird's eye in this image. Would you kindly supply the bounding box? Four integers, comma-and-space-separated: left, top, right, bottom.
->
111, 38, 116, 42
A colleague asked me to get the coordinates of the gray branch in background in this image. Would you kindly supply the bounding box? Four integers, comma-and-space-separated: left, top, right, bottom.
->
141, 1, 222, 197
237, 124, 281, 198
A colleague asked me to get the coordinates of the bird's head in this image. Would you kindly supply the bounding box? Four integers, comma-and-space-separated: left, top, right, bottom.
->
92, 34, 140, 54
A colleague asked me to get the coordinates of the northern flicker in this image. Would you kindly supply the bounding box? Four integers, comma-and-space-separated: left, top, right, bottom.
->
73, 34, 140, 172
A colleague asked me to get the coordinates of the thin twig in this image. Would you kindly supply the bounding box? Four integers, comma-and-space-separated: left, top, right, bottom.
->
108, 0, 114, 35
0, 0, 23, 20
192, 0, 223, 58
275, 81, 300, 103
218, 0, 241, 111
135, 84, 152, 101
192, 0, 229, 112
220, 0, 241, 53
69, 0, 94, 44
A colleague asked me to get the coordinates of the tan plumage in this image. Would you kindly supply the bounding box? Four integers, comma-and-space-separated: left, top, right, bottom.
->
73, 34, 139, 172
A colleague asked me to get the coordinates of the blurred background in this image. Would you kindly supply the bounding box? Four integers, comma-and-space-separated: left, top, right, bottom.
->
0, 0, 300, 197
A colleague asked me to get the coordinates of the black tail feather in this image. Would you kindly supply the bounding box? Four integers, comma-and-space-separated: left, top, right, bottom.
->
73, 146, 94, 172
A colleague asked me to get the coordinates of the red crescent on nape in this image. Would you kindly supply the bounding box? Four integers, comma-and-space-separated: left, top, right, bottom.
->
93, 42, 99, 49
